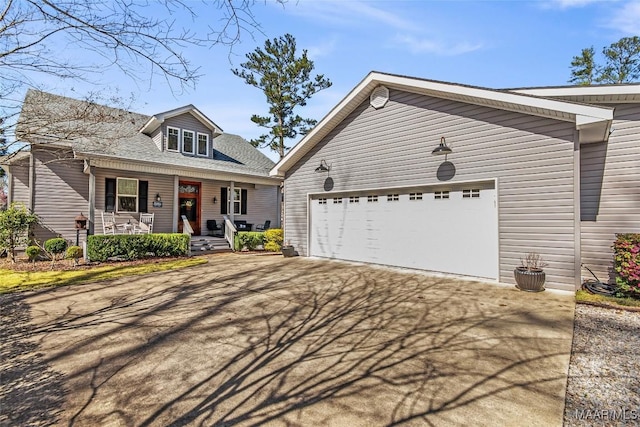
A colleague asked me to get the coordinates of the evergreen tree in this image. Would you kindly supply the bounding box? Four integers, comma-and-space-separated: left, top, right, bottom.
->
233, 34, 332, 159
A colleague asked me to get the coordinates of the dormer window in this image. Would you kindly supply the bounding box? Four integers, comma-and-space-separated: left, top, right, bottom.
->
182, 130, 195, 154
167, 127, 179, 151
197, 133, 209, 156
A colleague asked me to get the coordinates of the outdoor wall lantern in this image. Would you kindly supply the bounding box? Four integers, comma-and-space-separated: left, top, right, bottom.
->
431, 137, 452, 156
153, 193, 163, 208
213, 196, 217, 204
315, 159, 331, 173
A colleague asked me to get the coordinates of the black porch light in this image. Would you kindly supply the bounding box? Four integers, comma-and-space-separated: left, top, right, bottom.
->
315, 159, 331, 173
155, 193, 162, 203
431, 137, 452, 156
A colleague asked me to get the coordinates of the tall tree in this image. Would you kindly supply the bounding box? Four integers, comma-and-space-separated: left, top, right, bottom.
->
569, 36, 640, 85
0, 0, 286, 155
569, 47, 596, 85
232, 33, 332, 159
599, 36, 640, 84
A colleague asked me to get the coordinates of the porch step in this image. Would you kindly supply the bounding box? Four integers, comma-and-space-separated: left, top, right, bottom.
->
190, 236, 231, 255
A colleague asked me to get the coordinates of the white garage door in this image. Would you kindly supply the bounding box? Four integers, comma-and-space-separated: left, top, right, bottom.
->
310, 183, 499, 279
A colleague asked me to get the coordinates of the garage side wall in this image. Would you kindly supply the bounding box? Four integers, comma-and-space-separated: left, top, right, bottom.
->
580, 103, 640, 283
284, 89, 577, 290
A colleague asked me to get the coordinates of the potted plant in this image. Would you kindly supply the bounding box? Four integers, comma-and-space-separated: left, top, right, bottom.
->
514, 252, 548, 292
282, 240, 296, 257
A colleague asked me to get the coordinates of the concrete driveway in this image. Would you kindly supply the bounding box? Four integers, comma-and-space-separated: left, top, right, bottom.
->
2, 254, 575, 426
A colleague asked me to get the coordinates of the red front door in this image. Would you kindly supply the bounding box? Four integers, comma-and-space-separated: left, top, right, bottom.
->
178, 181, 201, 235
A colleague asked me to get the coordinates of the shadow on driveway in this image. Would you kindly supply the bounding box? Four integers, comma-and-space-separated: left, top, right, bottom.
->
4, 255, 575, 426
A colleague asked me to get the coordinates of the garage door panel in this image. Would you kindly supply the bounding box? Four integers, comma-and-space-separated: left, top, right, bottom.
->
310, 185, 498, 279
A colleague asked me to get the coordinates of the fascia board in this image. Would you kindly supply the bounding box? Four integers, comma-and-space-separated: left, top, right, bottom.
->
513, 85, 640, 98
79, 153, 281, 186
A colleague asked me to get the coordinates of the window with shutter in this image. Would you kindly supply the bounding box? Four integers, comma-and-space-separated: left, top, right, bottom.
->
105, 178, 116, 212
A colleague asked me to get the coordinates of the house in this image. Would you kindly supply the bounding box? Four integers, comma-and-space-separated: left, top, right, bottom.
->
270, 72, 640, 291
2, 90, 282, 247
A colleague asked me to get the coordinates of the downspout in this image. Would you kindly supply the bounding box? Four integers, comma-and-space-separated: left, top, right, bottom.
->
573, 130, 582, 290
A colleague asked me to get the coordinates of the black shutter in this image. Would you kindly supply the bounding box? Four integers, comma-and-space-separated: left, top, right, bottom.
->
241, 189, 247, 215
105, 178, 116, 212
138, 181, 148, 213
220, 187, 227, 214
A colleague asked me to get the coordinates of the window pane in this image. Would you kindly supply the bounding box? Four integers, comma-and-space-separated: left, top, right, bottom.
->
118, 196, 137, 212
183, 131, 194, 153
198, 134, 208, 155
168, 128, 179, 150
118, 178, 137, 195
233, 202, 240, 214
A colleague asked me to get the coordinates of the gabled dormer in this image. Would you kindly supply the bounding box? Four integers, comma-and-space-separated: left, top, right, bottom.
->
139, 105, 223, 158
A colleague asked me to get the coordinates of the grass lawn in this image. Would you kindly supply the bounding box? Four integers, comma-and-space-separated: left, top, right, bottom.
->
0, 257, 208, 294
575, 289, 640, 310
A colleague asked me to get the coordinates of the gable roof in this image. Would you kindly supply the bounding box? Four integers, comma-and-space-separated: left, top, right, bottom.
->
270, 71, 617, 177
14, 90, 277, 182
139, 104, 223, 135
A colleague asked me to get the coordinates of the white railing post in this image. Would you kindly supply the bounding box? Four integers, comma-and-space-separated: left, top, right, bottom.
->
223, 214, 237, 251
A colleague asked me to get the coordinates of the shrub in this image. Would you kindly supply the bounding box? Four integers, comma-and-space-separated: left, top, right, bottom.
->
235, 232, 264, 251
0, 202, 39, 262
613, 233, 640, 299
26, 245, 41, 263
87, 233, 189, 262
66, 246, 83, 266
264, 228, 283, 252
45, 238, 68, 260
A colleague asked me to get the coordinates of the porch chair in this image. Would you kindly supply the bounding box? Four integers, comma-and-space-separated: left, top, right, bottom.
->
101, 211, 122, 235
206, 219, 223, 237
134, 213, 154, 234
255, 220, 271, 231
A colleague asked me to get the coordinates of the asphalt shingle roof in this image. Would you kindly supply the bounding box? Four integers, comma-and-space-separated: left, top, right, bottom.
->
16, 90, 275, 178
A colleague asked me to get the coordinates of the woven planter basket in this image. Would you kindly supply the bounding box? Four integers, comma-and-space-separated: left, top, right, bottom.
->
514, 267, 546, 292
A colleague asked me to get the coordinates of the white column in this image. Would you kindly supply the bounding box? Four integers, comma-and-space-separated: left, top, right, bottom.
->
173, 176, 179, 232
229, 181, 235, 223
88, 165, 95, 235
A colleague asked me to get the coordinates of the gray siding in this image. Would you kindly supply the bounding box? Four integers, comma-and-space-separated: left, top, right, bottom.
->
285, 89, 577, 290
163, 113, 213, 158
8, 157, 30, 206
32, 148, 89, 244
94, 169, 175, 234
581, 103, 640, 282
150, 126, 162, 151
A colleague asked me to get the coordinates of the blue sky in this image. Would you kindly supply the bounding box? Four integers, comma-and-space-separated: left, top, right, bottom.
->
28, 0, 640, 161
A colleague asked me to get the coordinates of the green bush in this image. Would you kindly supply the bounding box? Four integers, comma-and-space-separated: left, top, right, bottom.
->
0, 202, 39, 262
45, 238, 68, 260
87, 233, 190, 262
66, 246, 83, 260
26, 245, 41, 263
235, 232, 264, 251
613, 233, 640, 299
264, 228, 283, 252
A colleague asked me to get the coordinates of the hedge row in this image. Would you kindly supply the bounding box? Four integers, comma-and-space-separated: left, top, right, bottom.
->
87, 233, 189, 262
234, 228, 283, 252
613, 233, 640, 299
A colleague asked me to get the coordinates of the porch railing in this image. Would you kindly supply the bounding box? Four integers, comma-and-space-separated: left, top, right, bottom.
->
223, 215, 236, 251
